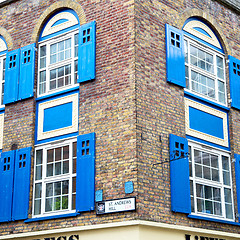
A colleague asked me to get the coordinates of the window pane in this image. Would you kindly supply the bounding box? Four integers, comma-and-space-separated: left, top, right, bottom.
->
54, 182, 61, 196
47, 163, 53, 177
55, 147, 61, 161
36, 150, 43, 165
40, 45, 46, 57
46, 183, 53, 197
62, 196, 68, 209
34, 199, 41, 215
54, 197, 61, 210
35, 165, 42, 180
45, 198, 53, 212
35, 183, 42, 198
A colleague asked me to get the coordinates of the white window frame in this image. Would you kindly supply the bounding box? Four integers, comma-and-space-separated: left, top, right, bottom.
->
184, 36, 227, 106
38, 29, 79, 97
33, 138, 77, 217
0, 55, 6, 107
189, 141, 234, 221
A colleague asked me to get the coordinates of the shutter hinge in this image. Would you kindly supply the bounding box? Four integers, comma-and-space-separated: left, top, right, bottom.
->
34, 47, 38, 52
226, 59, 230, 63
232, 158, 236, 163
236, 213, 239, 218
229, 98, 232, 103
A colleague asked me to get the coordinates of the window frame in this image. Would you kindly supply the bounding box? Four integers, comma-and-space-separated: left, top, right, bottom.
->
189, 141, 234, 221
37, 29, 79, 97
0, 54, 6, 107
184, 36, 227, 106
33, 138, 77, 218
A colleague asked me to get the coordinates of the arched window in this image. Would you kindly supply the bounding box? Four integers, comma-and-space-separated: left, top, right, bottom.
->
166, 20, 234, 221
183, 18, 226, 105
38, 9, 80, 96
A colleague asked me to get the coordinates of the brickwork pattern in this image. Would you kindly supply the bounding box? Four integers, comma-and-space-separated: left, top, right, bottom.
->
0, 0, 137, 236
135, 0, 240, 234
1, 0, 240, 237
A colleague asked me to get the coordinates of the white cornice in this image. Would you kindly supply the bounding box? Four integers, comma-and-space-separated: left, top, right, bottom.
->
1, 220, 240, 239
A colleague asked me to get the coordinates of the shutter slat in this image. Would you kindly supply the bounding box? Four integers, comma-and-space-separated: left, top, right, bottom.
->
19, 44, 36, 100
0, 151, 15, 222
229, 55, 240, 110
12, 147, 31, 221
4, 49, 20, 104
78, 21, 96, 83
169, 134, 191, 213
165, 24, 185, 87
76, 133, 95, 212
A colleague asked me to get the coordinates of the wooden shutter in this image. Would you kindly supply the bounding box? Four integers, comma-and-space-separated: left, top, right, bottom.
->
165, 24, 185, 87
12, 147, 31, 221
229, 55, 240, 110
76, 133, 95, 212
0, 151, 15, 222
4, 49, 20, 104
19, 44, 35, 100
78, 21, 96, 83
169, 134, 191, 214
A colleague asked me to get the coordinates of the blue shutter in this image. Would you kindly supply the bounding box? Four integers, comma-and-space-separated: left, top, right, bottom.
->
235, 154, 240, 221
0, 151, 15, 222
229, 56, 240, 110
78, 21, 96, 83
169, 134, 191, 213
165, 24, 185, 87
19, 44, 36, 100
4, 49, 20, 104
76, 133, 95, 212
12, 147, 31, 220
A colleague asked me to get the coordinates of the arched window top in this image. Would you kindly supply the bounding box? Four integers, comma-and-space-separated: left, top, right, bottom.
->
39, 9, 80, 42
183, 18, 222, 51
0, 36, 7, 55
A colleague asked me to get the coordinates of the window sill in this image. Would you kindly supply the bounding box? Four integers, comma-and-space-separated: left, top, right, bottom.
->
36, 86, 79, 102
24, 212, 80, 223
184, 90, 230, 111
188, 214, 239, 226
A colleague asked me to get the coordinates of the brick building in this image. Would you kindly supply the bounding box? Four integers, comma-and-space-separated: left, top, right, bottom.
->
0, 0, 240, 239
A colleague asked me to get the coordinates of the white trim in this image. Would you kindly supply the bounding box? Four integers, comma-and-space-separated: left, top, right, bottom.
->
183, 20, 221, 49
0, 55, 6, 108
0, 38, 7, 52
2, 220, 240, 239
38, 30, 79, 97
189, 141, 234, 221
185, 98, 229, 147
184, 37, 227, 106
33, 138, 77, 217
37, 93, 78, 141
42, 12, 78, 38
0, 113, 4, 149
